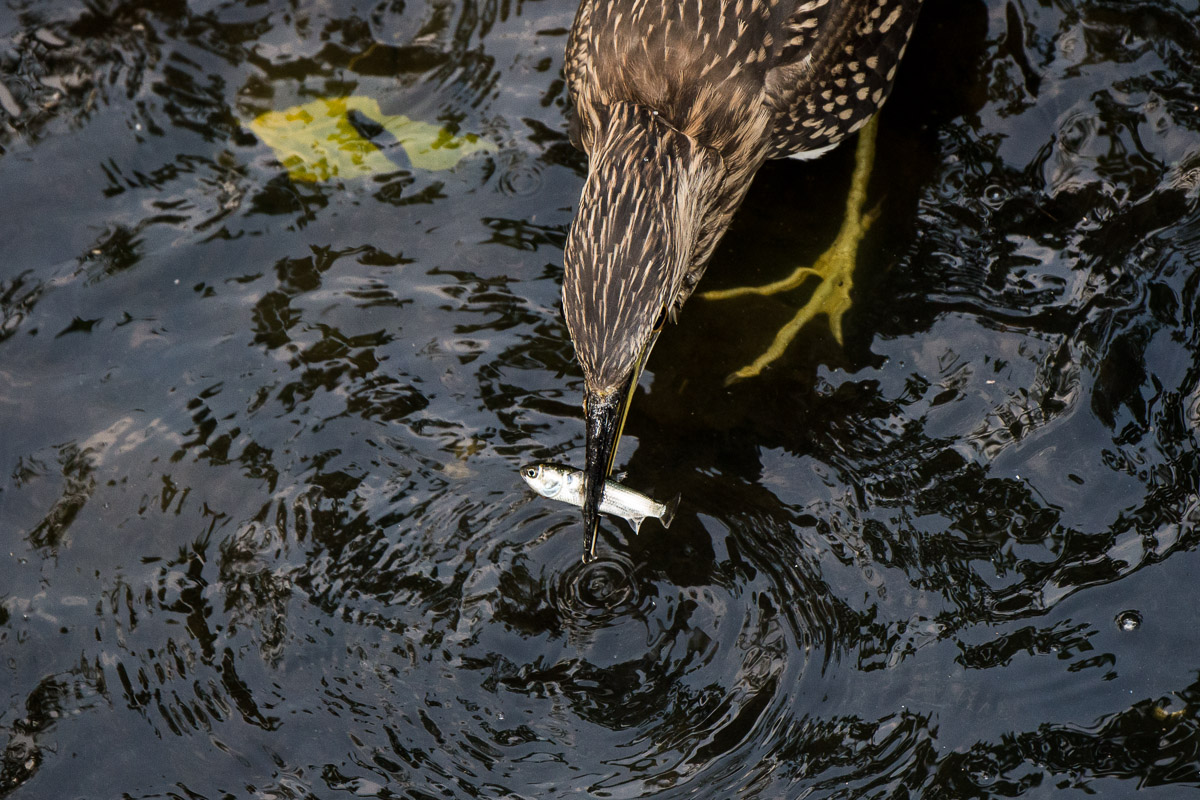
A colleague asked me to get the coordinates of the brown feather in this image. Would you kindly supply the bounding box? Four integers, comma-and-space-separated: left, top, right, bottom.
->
563, 0, 924, 391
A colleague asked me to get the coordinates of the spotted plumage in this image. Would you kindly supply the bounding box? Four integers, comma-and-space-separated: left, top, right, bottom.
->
561, 0, 925, 557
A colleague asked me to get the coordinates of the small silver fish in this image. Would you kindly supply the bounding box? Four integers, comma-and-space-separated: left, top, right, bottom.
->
520, 462, 679, 533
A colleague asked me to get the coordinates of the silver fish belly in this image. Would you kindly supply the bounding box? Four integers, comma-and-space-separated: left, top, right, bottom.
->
520, 462, 679, 533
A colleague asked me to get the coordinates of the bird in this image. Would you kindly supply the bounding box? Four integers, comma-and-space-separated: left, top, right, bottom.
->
561, 0, 926, 560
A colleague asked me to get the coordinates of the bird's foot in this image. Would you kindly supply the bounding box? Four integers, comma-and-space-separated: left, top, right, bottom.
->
700, 116, 880, 384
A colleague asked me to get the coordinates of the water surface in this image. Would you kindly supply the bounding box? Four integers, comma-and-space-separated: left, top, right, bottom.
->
3, 0, 1200, 797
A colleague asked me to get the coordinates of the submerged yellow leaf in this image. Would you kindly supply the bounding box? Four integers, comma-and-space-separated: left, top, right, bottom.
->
379, 112, 495, 172
248, 95, 494, 182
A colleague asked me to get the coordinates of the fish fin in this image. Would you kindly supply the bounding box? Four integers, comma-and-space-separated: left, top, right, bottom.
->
628, 515, 644, 534
660, 493, 681, 529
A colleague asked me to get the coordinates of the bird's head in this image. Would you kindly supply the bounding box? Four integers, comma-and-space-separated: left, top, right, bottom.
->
562, 101, 723, 560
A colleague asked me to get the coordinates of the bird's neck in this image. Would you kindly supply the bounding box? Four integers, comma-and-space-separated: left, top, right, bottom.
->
561, 103, 726, 391
598, 102, 771, 303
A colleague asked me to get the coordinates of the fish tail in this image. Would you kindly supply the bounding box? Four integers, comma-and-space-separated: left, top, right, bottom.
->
660, 493, 681, 529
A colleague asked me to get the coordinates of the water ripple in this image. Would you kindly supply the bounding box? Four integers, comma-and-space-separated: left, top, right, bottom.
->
552, 553, 643, 627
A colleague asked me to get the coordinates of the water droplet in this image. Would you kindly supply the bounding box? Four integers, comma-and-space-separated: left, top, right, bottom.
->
1116, 610, 1142, 631
498, 163, 543, 197
968, 764, 998, 786
982, 184, 1007, 207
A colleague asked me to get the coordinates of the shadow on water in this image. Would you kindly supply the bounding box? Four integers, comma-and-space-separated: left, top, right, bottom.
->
2, 0, 1200, 797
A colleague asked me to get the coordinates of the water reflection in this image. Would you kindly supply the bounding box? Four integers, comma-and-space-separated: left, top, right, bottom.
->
2, 0, 1200, 796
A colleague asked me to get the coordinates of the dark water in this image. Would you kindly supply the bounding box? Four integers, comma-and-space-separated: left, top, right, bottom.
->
3, 0, 1200, 797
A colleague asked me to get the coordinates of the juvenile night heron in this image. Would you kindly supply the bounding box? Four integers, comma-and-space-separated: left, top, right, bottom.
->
562, 0, 925, 558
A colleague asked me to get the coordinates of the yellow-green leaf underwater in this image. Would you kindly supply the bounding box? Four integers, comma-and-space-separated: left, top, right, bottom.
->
248, 96, 495, 182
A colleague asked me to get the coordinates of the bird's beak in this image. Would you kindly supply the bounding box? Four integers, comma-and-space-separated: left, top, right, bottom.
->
581, 330, 660, 561
582, 386, 628, 561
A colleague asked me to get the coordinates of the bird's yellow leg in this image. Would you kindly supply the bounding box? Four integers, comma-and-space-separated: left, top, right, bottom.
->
701, 116, 881, 383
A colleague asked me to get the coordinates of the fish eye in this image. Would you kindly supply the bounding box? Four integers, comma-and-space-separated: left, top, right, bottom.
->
524, 467, 537, 478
